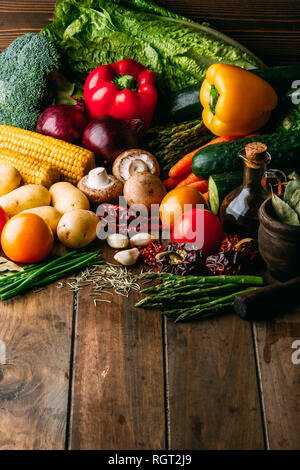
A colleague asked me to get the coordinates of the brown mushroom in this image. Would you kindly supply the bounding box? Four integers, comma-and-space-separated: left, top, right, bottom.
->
112, 149, 160, 184
123, 172, 166, 211
77, 167, 123, 205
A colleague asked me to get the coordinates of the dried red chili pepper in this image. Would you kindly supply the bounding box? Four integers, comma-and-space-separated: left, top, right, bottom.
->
155, 242, 204, 275
205, 250, 251, 276
220, 235, 258, 261
97, 203, 164, 236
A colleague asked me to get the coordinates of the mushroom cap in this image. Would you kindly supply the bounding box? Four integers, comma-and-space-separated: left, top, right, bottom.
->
77, 174, 123, 205
123, 172, 166, 211
112, 149, 160, 184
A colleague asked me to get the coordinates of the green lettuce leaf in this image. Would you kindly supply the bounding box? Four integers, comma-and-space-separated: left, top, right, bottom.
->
42, 0, 263, 93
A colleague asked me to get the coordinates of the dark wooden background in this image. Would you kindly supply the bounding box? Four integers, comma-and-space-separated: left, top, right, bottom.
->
0, 0, 300, 64
0, 0, 300, 451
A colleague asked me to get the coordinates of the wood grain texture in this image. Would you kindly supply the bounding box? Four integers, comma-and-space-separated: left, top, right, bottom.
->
166, 313, 265, 450
0, 0, 300, 66
160, 0, 300, 65
254, 305, 300, 450
69, 245, 165, 450
0, 283, 74, 450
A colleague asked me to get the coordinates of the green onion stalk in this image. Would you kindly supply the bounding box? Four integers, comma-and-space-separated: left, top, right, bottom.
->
0, 250, 104, 300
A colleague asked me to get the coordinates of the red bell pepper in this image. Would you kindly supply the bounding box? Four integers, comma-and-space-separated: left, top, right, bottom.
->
84, 59, 158, 133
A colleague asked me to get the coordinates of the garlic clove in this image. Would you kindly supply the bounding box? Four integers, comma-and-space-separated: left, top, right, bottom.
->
107, 233, 129, 249
114, 248, 140, 266
130, 232, 154, 247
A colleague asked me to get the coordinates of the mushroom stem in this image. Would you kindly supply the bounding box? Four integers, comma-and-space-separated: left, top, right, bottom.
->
87, 168, 110, 189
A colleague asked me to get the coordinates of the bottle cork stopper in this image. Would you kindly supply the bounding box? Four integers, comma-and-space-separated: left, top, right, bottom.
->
244, 142, 268, 168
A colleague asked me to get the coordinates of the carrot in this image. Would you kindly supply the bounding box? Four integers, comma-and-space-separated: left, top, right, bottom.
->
168, 136, 233, 179
163, 171, 191, 189
177, 172, 204, 188
186, 180, 208, 193
168, 134, 259, 179
202, 191, 209, 202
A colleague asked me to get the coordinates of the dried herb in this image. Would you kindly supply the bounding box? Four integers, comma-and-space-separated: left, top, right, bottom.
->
65, 263, 142, 304
272, 192, 300, 226
0, 257, 23, 278
284, 171, 300, 205
289, 188, 300, 218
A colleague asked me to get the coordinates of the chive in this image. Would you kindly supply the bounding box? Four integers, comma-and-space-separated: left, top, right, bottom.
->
0, 250, 103, 300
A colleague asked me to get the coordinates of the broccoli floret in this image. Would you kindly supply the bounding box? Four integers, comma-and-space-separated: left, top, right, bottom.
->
0, 33, 60, 130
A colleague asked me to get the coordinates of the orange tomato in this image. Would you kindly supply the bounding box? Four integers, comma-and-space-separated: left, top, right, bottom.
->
0, 206, 8, 240
1, 213, 54, 263
159, 186, 208, 230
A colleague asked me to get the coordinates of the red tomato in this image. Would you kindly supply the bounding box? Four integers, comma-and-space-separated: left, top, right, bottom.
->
172, 208, 224, 257
0, 206, 8, 241
159, 186, 208, 230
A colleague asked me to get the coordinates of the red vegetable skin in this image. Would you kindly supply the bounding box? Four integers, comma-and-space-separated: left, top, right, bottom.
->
172, 208, 224, 257
84, 59, 157, 133
36, 101, 88, 144
82, 115, 138, 164
0, 206, 8, 241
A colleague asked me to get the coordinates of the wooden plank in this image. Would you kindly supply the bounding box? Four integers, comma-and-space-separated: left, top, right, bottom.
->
0, 1, 54, 12
0, 283, 74, 450
254, 305, 300, 450
0, 0, 300, 65
160, 0, 300, 65
166, 313, 265, 450
68, 245, 166, 450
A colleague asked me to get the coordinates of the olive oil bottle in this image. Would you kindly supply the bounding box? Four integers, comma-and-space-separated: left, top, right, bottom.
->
220, 142, 283, 238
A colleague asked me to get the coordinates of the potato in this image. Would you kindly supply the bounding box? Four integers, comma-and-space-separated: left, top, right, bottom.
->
20, 206, 62, 234
57, 209, 99, 248
0, 184, 51, 218
50, 182, 90, 214
0, 166, 22, 196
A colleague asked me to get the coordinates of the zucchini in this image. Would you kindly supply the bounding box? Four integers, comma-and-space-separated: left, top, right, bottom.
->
208, 172, 243, 215
166, 65, 300, 123
192, 131, 300, 179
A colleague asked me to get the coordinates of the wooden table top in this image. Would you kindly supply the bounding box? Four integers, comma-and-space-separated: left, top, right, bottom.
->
0, 0, 300, 450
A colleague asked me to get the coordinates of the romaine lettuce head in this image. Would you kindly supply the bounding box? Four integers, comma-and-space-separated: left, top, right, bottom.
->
42, 0, 264, 93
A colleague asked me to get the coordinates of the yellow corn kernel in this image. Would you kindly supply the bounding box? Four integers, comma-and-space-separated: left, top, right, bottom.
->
0, 148, 60, 188
0, 125, 96, 184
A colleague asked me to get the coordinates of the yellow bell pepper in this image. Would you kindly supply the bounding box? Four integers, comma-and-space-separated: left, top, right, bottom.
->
200, 63, 278, 136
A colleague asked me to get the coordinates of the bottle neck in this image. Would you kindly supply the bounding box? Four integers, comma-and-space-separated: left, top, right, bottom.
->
243, 163, 267, 190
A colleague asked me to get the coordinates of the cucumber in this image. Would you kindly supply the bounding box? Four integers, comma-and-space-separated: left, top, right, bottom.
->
192, 131, 300, 179
208, 172, 243, 215
167, 84, 202, 122
166, 65, 300, 123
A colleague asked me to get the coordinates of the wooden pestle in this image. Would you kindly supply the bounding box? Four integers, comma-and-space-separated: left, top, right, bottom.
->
233, 276, 300, 320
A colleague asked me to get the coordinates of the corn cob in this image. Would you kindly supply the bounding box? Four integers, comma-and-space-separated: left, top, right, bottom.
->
0, 125, 95, 184
0, 148, 60, 188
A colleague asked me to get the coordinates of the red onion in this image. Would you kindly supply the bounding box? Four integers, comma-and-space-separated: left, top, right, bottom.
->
81, 115, 138, 164
36, 101, 88, 144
